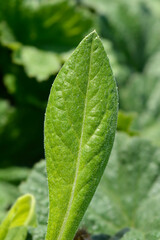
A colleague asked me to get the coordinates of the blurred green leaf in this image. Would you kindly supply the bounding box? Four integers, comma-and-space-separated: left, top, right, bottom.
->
0, 0, 94, 81
0, 22, 20, 50
117, 111, 137, 136
101, 39, 130, 86
12, 46, 61, 81
120, 230, 144, 240
20, 160, 48, 239
0, 167, 30, 184
119, 60, 160, 145
81, 0, 151, 70
83, 133, 160, 236
141, 122, 160, 147
145, 231, 160, 240
145, 51, 160, 80
3, 75, 17, 95
0, 182, 19, 223
2, 227, 28, 240
0, 100, 14, 133
0, 194, 37, 240
20, 161, 48, 226
20, 134, 160, 239
120, 74, 151, 113
0, 0, 94, 49
3, 71, 52, 108
121, 229, 160, 240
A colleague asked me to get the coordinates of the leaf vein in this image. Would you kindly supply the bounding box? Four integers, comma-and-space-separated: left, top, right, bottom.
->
57, 34, 95, 240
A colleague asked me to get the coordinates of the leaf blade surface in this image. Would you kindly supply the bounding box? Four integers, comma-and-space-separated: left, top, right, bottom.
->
44, 31, 118, 240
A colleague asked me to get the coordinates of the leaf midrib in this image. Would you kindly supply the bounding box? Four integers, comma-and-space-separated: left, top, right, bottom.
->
57, 33, 95, 240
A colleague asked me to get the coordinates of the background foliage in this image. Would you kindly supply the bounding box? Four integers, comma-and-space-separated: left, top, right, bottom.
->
0, 0, 160, 239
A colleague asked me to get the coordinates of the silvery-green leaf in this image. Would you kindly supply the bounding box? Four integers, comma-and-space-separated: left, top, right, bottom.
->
83, 133, 160, 236
120, 229, 144, 240
121, 229, 160, 240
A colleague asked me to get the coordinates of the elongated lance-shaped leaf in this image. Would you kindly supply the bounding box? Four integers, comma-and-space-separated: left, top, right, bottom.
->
44, 31, 118, 240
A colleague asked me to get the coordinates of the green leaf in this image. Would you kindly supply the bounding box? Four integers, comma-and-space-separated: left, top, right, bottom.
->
19, 161, 148, 240
0, 100, 14, 134
27, 225, 47, 240
81, 0, 150, 70
0, 22, 20, 50
145, 231, 160, 240
0, 0, 94, 49
44, 31, 118, 240
0, 167, 30, 183
2, 227, 28, 240
0, 182, 19, 211
121, 229, 160, 240
141, 122, 160, 147
0, 0, 94, 81
20, 160, 48, 226
0, 194, 37, 240
120, 229, 145, 240
20, 137, 160, 240
117, 110, 137, 136
12, 46, 61, 82
20, 160, 48, 239
101, 39, 130, 87
0, 182, 19, 223
83, 133, 160, 236
121, 65, 160, 145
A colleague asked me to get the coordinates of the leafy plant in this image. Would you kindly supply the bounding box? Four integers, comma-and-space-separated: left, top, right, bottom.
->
1, 0, 160, 239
